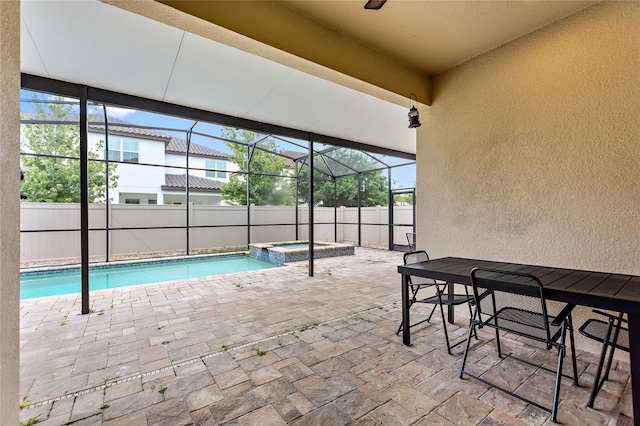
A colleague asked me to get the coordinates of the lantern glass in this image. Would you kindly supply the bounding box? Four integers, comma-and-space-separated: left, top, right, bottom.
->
408, 106, 421, 128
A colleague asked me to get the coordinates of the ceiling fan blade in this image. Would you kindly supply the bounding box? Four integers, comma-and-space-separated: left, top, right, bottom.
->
364, 0, 387, 10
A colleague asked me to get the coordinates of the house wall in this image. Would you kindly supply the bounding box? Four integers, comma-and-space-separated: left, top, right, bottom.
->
163, 192, 224, 206
0, 1, 20, 423
164, 153, 227, 206
86, 132, 236, 205
88, 132, 166, 204
417, 1, 640, 350
165, 153, 231, 183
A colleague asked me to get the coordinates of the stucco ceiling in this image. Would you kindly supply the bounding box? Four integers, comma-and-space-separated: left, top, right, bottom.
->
20, 0, 597, 156
279, 0, 598, 75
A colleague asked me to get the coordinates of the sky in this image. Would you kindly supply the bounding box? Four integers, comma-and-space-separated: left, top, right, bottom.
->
20, 89, 416, 188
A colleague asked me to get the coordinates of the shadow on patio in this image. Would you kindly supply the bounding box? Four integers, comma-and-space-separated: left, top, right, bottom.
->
19, 248, 631, 425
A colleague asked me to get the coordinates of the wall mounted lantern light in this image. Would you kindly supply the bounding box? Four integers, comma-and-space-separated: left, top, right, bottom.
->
408, 93, 421, 129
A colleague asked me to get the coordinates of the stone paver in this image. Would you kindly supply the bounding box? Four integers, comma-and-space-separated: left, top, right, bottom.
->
19, 248, 631, 425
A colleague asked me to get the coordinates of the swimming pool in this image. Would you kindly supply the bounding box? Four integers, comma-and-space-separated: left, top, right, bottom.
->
20, 254, 276, 300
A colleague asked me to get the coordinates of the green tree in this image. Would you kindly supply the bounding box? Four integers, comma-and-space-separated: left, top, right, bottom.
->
21, 97, 118, 203
220, 128, 293, 206
297, 151, 389, 207
393, 194, 414, 206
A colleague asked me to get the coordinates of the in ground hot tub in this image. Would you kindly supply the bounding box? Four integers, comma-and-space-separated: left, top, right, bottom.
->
248, 241, 354, 266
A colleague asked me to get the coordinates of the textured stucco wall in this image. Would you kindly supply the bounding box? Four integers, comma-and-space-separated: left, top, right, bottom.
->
0, 1, 21, 424
417, 1, 639, 351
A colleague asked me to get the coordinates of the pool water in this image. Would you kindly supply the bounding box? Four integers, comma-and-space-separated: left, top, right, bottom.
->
20, 255, 275, 300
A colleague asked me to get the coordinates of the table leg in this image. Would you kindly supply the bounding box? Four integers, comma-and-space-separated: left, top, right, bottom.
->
402, 273, 411, 346
448, 281, 455, 324
627, 313, 639, 423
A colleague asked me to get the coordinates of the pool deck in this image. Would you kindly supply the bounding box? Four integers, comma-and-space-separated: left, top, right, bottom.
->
19, 247, 632, 425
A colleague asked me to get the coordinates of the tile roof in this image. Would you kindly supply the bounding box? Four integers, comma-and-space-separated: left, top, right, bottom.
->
88, 117, 227, 159
88, 117, 170, 140
162, 174, 224, 193
280, 150, 307, 160
165, 138, 227, 159
280, 150, 307, 168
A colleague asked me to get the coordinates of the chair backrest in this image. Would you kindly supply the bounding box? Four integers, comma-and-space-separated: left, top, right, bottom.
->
470, 267, 552, 343
406, 233, 416, 251
404, 251, 434, 286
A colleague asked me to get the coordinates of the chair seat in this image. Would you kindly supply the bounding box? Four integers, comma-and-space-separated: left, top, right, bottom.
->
579, 318, 629, 352
416, 293, 474, 306
481, 307, 563, 343
577, 311, 628, 408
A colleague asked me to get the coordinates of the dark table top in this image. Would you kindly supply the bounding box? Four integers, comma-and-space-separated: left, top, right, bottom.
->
398, 257, 640, 313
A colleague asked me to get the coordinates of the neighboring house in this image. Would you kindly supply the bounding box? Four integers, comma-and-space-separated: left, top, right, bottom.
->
88, 119, 235, 205
280, 150, 307, 174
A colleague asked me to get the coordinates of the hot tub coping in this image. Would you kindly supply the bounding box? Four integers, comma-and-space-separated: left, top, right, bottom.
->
248, 241, 355, 266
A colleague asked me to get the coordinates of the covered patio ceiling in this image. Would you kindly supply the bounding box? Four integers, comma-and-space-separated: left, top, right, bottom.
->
20, 0, 596, 157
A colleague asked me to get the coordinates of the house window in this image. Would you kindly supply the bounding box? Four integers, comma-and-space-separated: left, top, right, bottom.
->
125, 198, 140, 204
148, 200, 157, 205
107, 138, 139, 163
205, 160, 227, 178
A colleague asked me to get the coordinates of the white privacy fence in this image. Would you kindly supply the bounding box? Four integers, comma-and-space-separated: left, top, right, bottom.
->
20, 203, 414, 264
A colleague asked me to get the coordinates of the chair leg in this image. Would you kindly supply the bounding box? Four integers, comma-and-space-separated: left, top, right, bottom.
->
602, 344, 617, 382
459, 306, 478, 378
426, 303, 438, 322
494, 328, 502, 358
464, 286, 478, 340
551, 345, 565, 423
396, 306, 437, 335
396, 288, 439, 335
587, 317, 616, 408
602, 314, 624, 382
396, 287, 419, 335
436, 289, 452, 354
396, 299, 414, 335
551, 321, 572, 422
489, 293, 503, 358
568, 315, 579, 386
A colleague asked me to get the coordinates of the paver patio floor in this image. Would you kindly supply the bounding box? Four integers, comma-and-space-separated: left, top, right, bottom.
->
19, 248, 632, 425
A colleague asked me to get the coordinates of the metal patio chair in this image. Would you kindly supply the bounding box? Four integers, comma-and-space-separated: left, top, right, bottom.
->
406, 232, 416, 251
459, 268, 579, 423
579, 310, 629, 408
397, 250, 475, 354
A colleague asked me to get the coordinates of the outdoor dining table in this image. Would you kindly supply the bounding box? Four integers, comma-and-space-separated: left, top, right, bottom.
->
398, 256, 640, 422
